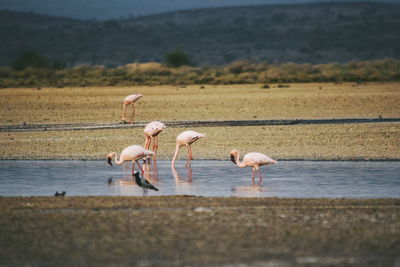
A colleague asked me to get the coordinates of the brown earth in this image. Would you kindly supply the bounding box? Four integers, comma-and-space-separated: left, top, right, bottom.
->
0, 83, 399, 160
0, 196, 399, 266
1, 83, 399, 125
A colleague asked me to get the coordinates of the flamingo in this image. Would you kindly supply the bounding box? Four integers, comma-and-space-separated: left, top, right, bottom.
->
171, 130, 205, 167
134, 171, 159, 196
230, 149, 277, 185
144, 121, 166, 160
121, 94, 143, 124
107, 145, 154, 174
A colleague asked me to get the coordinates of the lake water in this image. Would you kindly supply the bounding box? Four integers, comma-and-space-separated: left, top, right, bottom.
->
0, 160, 399, 198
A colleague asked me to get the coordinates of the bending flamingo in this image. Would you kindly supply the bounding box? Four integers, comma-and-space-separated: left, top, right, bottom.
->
107, 145, 154, 174
144, 121, 166, 160
121, 94, 143, 124
230, 149, 277, 185
171, 130, 205, 167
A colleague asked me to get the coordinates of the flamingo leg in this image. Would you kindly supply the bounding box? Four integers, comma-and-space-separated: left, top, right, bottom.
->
129, 103, 135, 124
136, 160, 145, 174
121, 103, 128, 122
188, 145, 193, 160
153, 137, 158, 152
131, 161, 135, 175
185, 145, 192, 167
152, 137, 158, 161
251, 168, 255, 185
257, 168, 263, 185
144, 136, 151, 150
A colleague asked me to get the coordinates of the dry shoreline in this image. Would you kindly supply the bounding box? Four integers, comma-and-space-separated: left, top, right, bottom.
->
1, 122, 399, 160
1, 196, 399, 266
1, 83, 399, 161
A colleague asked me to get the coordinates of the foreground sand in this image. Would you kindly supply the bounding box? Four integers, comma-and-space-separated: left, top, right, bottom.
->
0, 83, 399, 160
1, 196, 399, 266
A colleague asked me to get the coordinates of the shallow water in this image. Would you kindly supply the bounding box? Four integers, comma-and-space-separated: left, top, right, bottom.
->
0, 160, 399, 198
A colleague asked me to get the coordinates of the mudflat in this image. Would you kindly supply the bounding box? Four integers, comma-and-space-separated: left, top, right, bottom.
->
0, 83, 399, 160
0, 196, 399, 266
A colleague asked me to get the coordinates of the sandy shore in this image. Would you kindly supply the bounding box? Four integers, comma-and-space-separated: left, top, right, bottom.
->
1, 83, 399, 160
1, 196, 399, 266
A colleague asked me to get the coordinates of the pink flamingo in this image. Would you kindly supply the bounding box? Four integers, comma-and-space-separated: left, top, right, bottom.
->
171, 130, 206, 167
107, 145, 154, 174
121, 94, 143, 124
230, 149, 277, 185
144, 121, 166, 160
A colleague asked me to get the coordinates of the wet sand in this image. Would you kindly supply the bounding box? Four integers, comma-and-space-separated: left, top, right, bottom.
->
1, 196, 399, 266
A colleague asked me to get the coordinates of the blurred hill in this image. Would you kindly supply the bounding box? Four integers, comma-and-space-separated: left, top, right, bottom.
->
1, 2, 399, 66
0, 0, 397, 20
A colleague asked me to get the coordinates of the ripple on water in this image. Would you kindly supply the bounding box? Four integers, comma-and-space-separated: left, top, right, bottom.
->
0, 160, 399, 198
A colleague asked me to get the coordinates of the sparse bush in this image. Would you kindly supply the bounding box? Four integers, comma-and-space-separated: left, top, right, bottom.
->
225, 61, 253, 74
1, 59, 400, 88
11, 51, 49, 71
165, 48, 191, 68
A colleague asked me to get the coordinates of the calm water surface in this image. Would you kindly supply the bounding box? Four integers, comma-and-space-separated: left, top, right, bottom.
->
0, 160, 399, 198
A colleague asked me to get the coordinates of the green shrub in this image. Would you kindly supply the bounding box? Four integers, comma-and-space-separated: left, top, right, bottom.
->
11, 51, 49, 71
165, 48, 191, 68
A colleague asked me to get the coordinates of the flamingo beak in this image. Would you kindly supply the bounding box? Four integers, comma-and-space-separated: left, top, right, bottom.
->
107, 156, 113, 166
230, 154, 236, 164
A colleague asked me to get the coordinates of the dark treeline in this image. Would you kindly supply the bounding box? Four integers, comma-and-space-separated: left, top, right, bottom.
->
1, 59, 399, 88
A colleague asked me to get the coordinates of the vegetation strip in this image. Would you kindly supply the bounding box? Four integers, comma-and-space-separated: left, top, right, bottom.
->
1, 118, 399, 132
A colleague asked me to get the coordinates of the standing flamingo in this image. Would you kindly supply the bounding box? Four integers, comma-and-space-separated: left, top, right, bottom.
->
144, 121, 166, 160
121, 94, 143, 124
107, 145, 154, 174
171, 130, 206, 167
230, 149, 277, 185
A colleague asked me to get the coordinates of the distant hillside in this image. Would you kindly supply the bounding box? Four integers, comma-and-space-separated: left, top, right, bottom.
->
1, 2, 399, 66
1, 0, 398, 20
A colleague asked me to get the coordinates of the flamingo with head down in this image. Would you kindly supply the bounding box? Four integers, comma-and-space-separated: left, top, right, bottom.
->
171, 130, 205, 168
144, 121, 166, 160
107, 145, 154, 174
230, 149, 277, 185
121, 94, 143, 124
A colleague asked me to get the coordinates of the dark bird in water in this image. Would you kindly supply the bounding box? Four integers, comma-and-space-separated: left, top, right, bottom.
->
55, 191, 66, 197
134, 171, 159, 196
108, 177, 113, 185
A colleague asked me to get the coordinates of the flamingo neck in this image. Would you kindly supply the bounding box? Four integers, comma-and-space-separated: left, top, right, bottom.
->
112, 152, 124, 165
171, 144, 180, 167
235, 152, 247, 168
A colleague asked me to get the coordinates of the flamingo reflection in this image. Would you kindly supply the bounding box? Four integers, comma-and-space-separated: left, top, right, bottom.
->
108, 162, 156, 186
171, 165, 193, 184
143, 159, 159, 185
172, 165, 194, 195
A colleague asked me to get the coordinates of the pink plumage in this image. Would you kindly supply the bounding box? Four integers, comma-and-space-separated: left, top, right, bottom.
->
123, 94, 143, 103
230, 149, 277, 185
121, 94, 143, 124
144, 121, 166, 160
107, 145, 154, 174
171, 130, 206, 167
